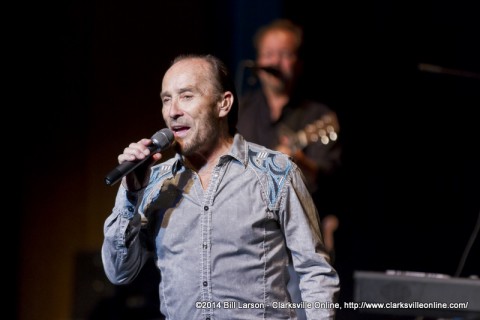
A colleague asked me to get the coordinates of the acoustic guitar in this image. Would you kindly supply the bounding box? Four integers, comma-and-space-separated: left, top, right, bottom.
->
278, 112, 340, 262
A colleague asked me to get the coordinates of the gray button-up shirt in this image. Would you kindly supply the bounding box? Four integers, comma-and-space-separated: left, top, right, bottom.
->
102, 134, 339, 319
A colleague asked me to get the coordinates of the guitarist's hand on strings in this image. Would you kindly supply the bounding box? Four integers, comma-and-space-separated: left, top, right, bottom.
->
276, 135, 295, 157
277, 135, 319, 178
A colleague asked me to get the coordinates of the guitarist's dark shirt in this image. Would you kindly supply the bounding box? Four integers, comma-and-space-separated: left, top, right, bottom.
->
237, 88, 341, 193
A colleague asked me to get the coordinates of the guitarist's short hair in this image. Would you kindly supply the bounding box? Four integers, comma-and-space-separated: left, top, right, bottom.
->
253, 19, 305, 59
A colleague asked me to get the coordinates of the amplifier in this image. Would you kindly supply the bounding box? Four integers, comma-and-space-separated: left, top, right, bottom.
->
354, 270, 480, 319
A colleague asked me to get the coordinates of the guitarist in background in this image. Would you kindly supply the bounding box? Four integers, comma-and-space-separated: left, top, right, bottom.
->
237, 20, 341, 319
237, 18, 341, 254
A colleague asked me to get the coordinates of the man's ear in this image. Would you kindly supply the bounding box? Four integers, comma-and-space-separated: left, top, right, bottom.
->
218, 91, 233, 118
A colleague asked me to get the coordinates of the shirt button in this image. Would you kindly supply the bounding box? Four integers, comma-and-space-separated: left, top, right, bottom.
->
206, 318, 210, 320
203, 243, 208, 249
127, 206, 134, 212
203, 281, 208, 287
204, 206, 209, 211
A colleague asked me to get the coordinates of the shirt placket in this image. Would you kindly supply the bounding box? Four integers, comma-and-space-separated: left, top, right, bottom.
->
200, 164, 224, 320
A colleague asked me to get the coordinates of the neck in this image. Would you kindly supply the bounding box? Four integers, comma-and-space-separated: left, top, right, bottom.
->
184, 135, 233, 190
185, 135, 233, 173
264, 88, 290, 122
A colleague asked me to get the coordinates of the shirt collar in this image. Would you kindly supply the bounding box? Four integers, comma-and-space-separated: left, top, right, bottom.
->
169, 133, 249, 172
224, 133, 248, 167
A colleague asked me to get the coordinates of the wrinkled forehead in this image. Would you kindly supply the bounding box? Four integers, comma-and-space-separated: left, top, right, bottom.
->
258, 29, 299, 52
162, 58, 213, 92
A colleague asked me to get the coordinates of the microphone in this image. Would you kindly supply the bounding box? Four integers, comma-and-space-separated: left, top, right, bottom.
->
104, 128, 175, 186
243, 60, 283, 78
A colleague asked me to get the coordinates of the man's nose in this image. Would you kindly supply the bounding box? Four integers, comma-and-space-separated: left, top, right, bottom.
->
168, 100, 183, 119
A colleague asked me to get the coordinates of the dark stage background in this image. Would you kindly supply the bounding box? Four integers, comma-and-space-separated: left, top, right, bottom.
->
20, 0, 479, 319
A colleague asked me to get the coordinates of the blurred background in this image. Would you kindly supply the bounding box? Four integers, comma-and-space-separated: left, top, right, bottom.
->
19, 0, 479, 319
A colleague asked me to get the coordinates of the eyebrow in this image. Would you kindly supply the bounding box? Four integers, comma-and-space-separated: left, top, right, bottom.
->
161, 86, 197, 98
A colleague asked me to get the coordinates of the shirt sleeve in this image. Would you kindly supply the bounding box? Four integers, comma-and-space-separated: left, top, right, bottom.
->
280, 166, 340, 319
101, 185, 152, 285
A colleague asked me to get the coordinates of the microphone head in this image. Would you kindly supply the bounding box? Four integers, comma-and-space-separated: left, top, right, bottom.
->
243, 61, 283, 79
151, 128, 175, 151
257, 66, 283, 79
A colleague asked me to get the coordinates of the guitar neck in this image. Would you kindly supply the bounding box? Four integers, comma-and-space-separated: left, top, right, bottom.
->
295, 113, 339, 149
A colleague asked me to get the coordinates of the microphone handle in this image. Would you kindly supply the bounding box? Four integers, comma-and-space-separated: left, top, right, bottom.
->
104, 144, 158, 186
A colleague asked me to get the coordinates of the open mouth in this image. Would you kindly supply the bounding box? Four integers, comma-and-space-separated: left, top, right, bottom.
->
171, 125, 190, 138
